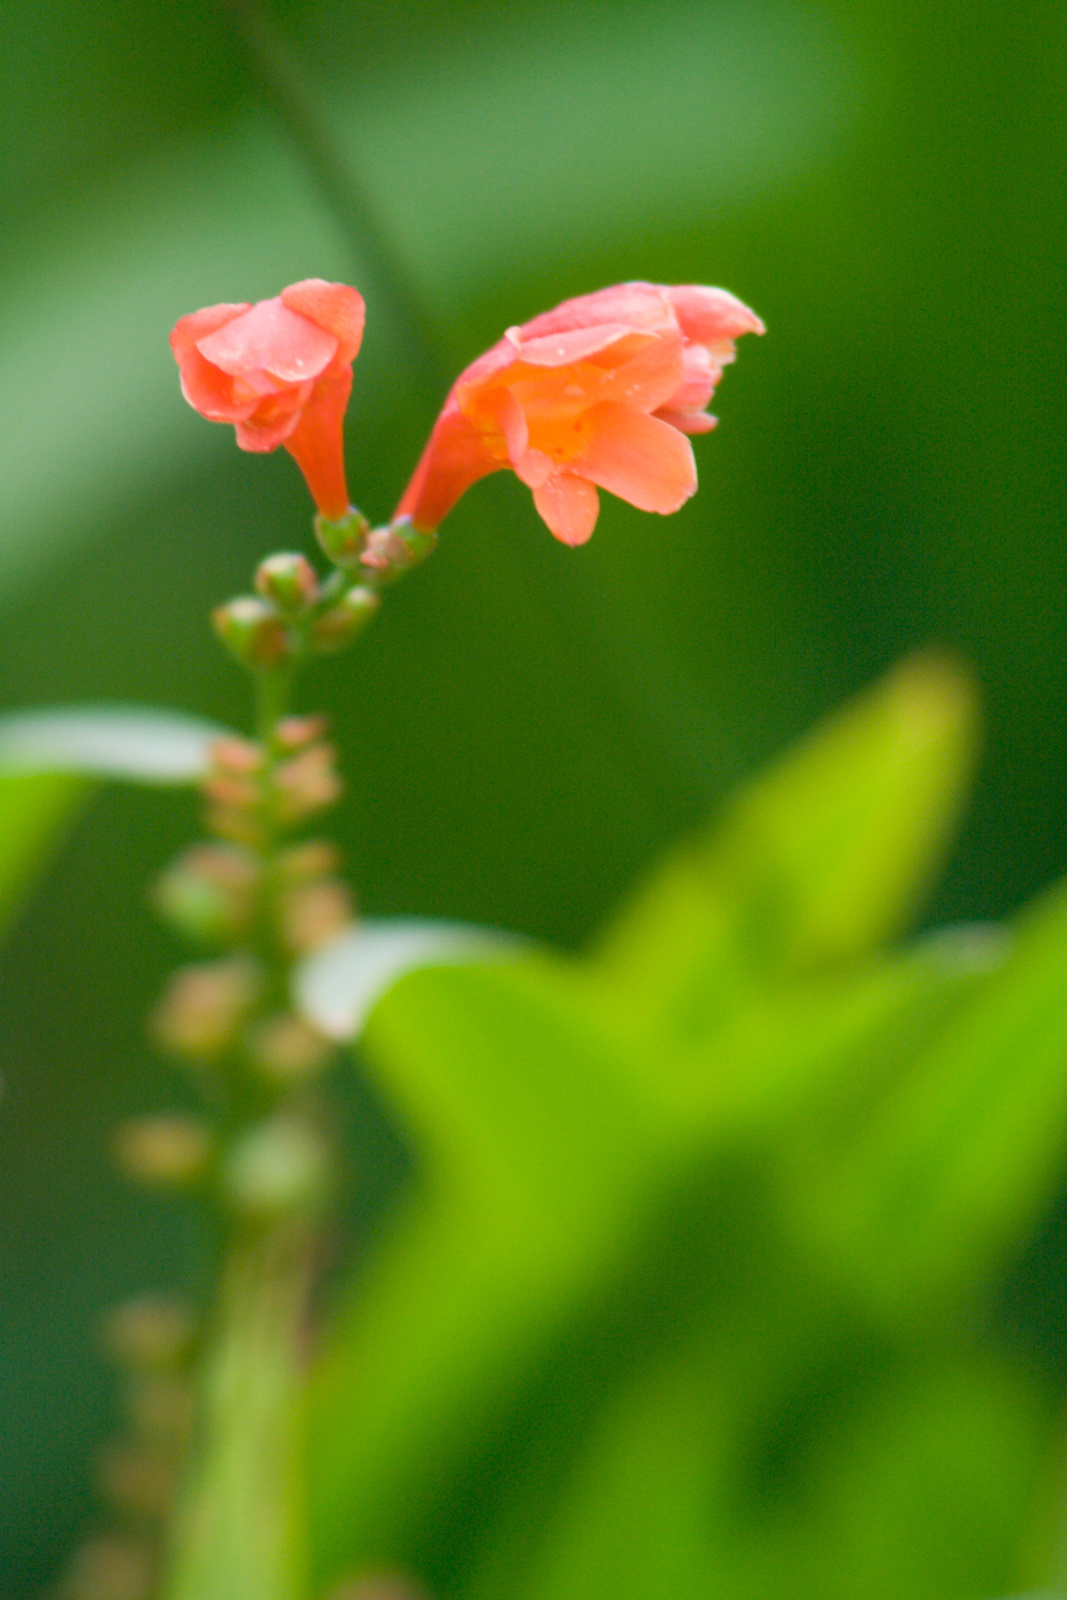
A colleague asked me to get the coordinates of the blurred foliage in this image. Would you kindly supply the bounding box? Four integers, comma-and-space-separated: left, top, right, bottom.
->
1, 0, 1066, 1594
299, 659, 1065, 1600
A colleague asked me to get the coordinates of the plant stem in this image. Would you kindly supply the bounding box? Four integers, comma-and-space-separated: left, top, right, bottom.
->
255, 662, 295, 749
160, 656, 336, 1600
221, 0, 448, 398
162, 1220, 313, 1600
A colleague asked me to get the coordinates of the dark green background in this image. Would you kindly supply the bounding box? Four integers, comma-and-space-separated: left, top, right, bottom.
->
1, 0, 1064, 1590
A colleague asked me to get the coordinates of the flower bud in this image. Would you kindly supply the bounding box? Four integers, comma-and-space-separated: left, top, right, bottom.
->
125, 1375, 195, 1442
359, 518, 437, 583
203, 804, 267, 850
276, 839, 342, 882
212, 596, 291, 668
315, 506, 370, 566
101, 1295, 196, 1371
153, 844, 259, 945
112, 1115, 212, 1188
325, 1578, 431, 1600
278, 878, 352, 954
200, 774, 261, 814
272, 743, 342, 824
248, 1012, 334, 1083
208, 736, 264, 775
275, 714, 330, 752
254, 551, 320, 612
309, 586, 380, 653
151, 957, 258, 1059
224, 1116, 329, 1219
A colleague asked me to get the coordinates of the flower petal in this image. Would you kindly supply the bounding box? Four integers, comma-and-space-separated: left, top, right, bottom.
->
665, 285, 765, 343
233, 386, 309, 452
170, 303, 250, 361
281, 280, 366, 364
576, 402, 697, 514
521, 282, 675, 341
655, 408, 718, 435
395, 400, 502, 531
198, 298, 338, 384
282, 364, 353, 520
532, 472, 600, 545
510, 322, 646, 368
170, 304, 255, 421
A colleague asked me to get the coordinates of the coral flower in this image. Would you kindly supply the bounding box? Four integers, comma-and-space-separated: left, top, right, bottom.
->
170, 280, 365, 520
396, 282, 763, 546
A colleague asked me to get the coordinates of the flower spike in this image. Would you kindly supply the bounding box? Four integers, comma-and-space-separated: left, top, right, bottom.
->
395, 281, 763, 546
170, 280, 365, 520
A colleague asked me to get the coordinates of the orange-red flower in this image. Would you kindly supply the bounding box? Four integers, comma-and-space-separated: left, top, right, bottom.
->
170, 280, 365, 521
395, 282, 763, 546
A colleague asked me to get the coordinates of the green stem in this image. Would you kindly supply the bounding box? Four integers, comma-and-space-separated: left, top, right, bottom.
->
221, 0, 448, 398
255, 662, 295, 750
161, 658, 323, 1600
161, 1222, 312, 1600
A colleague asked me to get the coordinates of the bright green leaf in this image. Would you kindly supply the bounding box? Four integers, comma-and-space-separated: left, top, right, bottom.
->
784, 877, 1067, 1314
593, 653, 979, 1043
0, 770, 88, 939
293, 919, 523, 1041
308, 955, 672, 1586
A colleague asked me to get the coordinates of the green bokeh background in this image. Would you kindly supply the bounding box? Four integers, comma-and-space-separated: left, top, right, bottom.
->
1, 0, 1065, 1591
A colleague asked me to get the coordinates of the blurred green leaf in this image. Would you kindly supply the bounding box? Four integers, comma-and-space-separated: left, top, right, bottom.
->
308, 954, 670, 1585
293, 918, 523, 1041
482, 1341, 1045, 1600
785, 875, 1067, 1314
593, 653, 979, 1043
305, 656, 1006, 1594
344, 0, 859, 294
0, 771, 88, 939
0, 703, 228, 943
306, 931, 1008, 1588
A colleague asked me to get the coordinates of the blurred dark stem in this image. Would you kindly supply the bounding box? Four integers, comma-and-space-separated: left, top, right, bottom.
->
221, 0, 449, 402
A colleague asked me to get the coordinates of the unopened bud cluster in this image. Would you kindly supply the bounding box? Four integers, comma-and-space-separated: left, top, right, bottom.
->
199, 723, 342, 848
141, 715, 345, 1213
211, 508, 435, 674
213, 547, 378, 671
314, 508, 437, 588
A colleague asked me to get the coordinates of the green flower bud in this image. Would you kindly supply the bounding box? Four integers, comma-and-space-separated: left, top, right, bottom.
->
212, 596, 291, 668
224, 1116, 329, 1219
254, 551, 320, 612
315, 506, 370, 566
309, 586, 380, 653
153, 843, 259, 945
